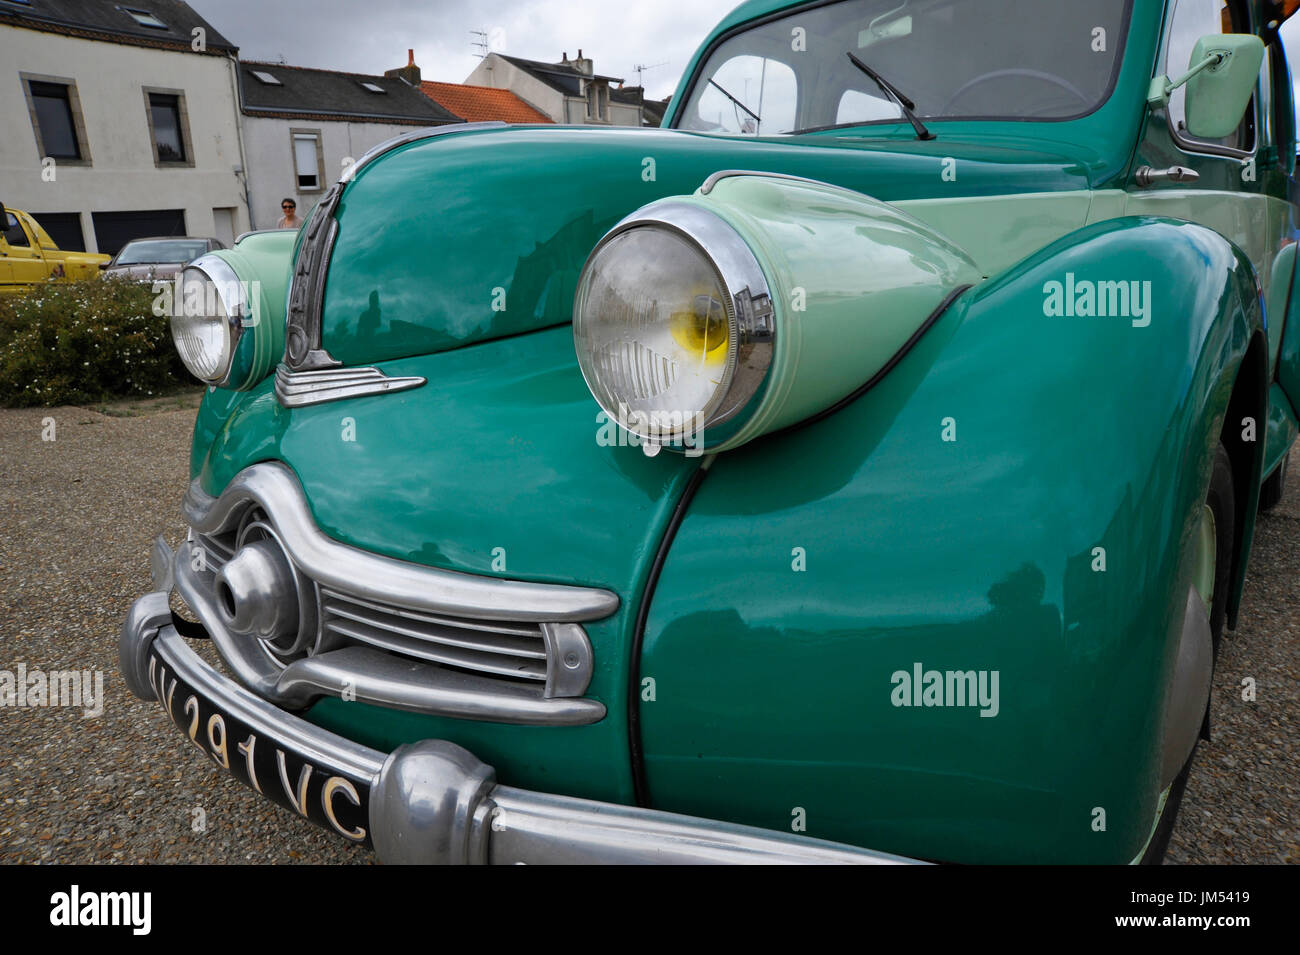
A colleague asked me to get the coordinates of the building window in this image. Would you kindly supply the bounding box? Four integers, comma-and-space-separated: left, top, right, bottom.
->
143, 88, 194, 166
20, 75, 89, 162
292, 130, 324, 191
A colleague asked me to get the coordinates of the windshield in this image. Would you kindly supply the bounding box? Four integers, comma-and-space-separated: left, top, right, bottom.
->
676, 0, 1131, 135
115, 240, 209, 264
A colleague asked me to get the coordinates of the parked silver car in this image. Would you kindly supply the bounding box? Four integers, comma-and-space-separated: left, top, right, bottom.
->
100, 237, 224, 282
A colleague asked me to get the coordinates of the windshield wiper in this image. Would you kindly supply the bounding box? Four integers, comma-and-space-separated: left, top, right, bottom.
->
709, 78, 761, 127
845, 51, 934, 141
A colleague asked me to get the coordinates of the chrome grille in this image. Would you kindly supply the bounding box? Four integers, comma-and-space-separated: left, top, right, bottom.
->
319, 589, 548, 683
179, 464, 613, 725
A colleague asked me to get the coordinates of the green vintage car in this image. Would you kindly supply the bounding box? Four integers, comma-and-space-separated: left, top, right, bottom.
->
122, 0, 1300, 864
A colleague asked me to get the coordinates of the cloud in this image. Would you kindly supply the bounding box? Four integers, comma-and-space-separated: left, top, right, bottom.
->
187, 0, 740, 101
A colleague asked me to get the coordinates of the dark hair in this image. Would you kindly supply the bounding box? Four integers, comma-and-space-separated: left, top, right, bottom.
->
281, 198, 296, 208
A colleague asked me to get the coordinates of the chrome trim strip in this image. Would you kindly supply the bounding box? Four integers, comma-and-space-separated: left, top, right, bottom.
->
274, 363, 426, 407
183, 463, 620, 623
274, 646, 604, 726
285, 183, 344, 371
282, 121, 508, 377
482, 785, 918, 865
175, 545, 606, 725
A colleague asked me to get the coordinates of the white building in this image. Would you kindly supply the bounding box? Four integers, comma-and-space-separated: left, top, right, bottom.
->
237, 55, 462, 231
0, 0, 250, 253
465, 51, 644, 127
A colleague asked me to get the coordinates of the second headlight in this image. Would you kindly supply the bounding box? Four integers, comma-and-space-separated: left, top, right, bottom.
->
171, 254, 246, 385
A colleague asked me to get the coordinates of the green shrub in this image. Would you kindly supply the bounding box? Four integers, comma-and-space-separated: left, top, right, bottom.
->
0, 278, 195, 407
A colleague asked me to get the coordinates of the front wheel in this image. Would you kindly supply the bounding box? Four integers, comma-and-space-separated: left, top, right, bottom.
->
1142, 442, 1234, 864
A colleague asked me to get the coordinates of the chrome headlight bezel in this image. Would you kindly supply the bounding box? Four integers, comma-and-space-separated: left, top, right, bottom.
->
171, 253, 248, 386
573, 200, 776, 450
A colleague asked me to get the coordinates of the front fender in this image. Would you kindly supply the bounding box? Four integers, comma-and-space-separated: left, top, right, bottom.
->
639, 215, 1263, 863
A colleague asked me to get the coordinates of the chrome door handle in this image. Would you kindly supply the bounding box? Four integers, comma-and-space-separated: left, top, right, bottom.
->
1134, 165, 1200, 187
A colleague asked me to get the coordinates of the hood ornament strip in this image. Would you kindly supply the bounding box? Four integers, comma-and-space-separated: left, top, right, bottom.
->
274, 364, 426, 407
281, 122, 509, 382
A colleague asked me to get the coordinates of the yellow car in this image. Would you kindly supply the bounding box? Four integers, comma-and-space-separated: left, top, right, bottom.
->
1, 206, 109, 294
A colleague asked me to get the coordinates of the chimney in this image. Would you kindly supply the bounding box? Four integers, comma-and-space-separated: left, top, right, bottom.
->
573, 48, 593, 75
385, 49, 421, 86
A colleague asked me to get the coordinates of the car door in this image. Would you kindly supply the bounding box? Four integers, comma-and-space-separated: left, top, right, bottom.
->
1128, 0, 1289, 359
2, 211, 50, 290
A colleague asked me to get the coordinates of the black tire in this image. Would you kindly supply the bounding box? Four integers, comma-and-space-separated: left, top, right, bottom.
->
1259, 451, 1287, 513
1141, 442, 1234, 864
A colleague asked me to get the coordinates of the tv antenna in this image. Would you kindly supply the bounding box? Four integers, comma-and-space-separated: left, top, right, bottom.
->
470, 30, 489, 58
632, 61, 668, 87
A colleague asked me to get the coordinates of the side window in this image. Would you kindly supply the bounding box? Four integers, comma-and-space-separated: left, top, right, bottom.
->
837, 89, 901, 126
689, 55, 797, 135
4, 213, 31, 248
291, 129, 324, 191
1164, 0, 1255, 152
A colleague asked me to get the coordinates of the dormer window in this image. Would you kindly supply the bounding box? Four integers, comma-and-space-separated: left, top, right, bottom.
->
124, 8, 168, 29
586, 80, 608, 121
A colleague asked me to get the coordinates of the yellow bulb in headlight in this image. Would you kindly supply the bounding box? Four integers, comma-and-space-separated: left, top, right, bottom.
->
669, 291, 729, 363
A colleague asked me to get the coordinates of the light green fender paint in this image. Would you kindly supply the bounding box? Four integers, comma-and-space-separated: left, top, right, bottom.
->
639, 216, 1263, 864
1276, 242, 1300, 418
1265, 241, 1296, 371
188, 325, 700, 803
675, 175, 980, 451
1265, 383, 1299, 477
207, 230, 297, 391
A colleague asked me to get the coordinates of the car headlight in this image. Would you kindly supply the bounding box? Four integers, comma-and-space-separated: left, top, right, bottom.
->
172, 255, 246, 385
573, 202, 774, 448
168, 236, 293, 391
574, 175, 982, 454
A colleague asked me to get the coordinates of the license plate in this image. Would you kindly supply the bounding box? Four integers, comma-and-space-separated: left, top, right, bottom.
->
146, 647, 373, 847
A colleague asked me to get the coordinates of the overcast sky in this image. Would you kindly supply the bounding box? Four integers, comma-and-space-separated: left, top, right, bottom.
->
187, 0, 740, 101
188, 0, 1300, 108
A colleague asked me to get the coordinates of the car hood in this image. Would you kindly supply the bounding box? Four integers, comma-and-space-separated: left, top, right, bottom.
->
320, 124, 1108, 367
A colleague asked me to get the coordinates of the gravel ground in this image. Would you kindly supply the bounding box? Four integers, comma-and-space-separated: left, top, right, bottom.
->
0, 398, 1295, 864
0, 399, 363, 864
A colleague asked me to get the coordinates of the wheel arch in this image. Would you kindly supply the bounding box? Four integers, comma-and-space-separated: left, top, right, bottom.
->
1222, 327, 1269, 632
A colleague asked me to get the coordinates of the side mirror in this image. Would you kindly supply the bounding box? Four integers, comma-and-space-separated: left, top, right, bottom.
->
1182, 34, 1265, 139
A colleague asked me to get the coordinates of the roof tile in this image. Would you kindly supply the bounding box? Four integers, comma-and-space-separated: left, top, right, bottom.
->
419, 81, 553, 124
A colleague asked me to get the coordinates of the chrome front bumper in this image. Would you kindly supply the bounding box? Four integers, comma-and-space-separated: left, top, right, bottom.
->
122, 591, 919, 865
